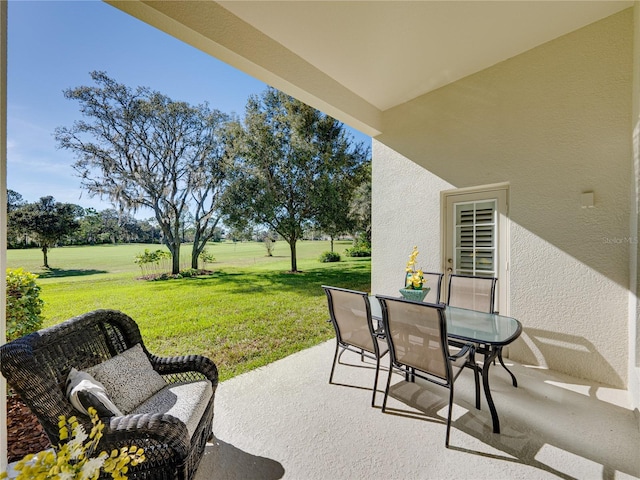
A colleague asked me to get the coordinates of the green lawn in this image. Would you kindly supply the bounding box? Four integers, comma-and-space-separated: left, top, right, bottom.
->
7, 240, 370, 381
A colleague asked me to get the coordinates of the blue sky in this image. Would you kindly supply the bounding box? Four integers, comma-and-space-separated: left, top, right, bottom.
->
7, 0, 371, 215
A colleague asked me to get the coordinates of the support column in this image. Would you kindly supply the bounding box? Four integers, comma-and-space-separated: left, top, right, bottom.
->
1, 0, 8, 472
630, 1, 640, 420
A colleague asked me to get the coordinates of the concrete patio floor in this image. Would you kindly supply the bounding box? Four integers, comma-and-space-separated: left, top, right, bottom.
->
195, 340, 640, 480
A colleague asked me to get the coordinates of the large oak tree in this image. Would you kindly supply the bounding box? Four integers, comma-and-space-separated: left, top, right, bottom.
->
55, 71, 230, 274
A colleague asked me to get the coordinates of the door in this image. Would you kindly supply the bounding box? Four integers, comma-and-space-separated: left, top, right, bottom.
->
442, 184, 509, 314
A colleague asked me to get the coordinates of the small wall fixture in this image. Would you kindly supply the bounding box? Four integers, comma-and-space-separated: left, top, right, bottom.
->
581, 191, 594, 208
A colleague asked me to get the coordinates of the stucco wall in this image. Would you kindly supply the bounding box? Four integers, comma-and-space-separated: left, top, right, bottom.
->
372, 9, 633, 388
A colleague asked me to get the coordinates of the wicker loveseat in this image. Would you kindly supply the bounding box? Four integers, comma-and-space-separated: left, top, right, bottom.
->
0, 309, 218, 480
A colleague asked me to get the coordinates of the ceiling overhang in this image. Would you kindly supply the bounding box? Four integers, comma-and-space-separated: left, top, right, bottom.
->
107, 1, 632, 136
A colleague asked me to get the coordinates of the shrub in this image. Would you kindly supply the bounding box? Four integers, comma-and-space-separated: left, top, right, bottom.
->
6, 268, 44, 342
344, 246, 371, 257
178, 268, 199, 278
134, 248, 171, 276
199, 248, 216, 268
319, 251, 341, 263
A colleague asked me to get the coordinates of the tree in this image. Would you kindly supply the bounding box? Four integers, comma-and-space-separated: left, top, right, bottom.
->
55, 71, 230, 274
222, 87, 369, 272
7, 189, 25, 212
347, 163, 372, 245
78, 207, 102, 244
7, 189, 27, 247
10, 196, 82, 267
313, 159, 369, 252
98, 209, 124, 244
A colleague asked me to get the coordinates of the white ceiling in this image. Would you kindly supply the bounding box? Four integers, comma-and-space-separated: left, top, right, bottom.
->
109, 1, 632, 135
218, 1, 631, 111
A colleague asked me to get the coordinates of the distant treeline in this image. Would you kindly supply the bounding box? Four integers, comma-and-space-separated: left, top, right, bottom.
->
6, 190, 224, 250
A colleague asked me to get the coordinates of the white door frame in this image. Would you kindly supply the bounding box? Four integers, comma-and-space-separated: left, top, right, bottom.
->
440, 182, 510, 315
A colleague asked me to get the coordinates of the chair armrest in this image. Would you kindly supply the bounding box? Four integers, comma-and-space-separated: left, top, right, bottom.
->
100, 413, 190, 458
149, 354, 219, 386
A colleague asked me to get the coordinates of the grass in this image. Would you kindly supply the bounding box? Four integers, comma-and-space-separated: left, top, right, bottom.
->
6, 240, 370, 381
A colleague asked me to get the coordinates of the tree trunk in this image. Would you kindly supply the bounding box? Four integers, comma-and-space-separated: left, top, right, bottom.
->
172, 246, 180, 274
191, 228, 203, 270
42, 246, 49, 268
330, 236, 334, 253
191, 250, 199, 270
288, 239, 298, 272
167, 242, 180, 274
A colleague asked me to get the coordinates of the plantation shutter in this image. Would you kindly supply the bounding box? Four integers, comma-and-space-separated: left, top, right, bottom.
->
453, 200, 497, 277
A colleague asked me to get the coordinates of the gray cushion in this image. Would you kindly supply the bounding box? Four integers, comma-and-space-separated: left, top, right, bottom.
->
130, 380, 213, 438
86, 343, 167, 414
65, 367, 124, 417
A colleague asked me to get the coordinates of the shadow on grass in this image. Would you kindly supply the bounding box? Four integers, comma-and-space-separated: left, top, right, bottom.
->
184, 259, 372, 298
37, 268, 108, 279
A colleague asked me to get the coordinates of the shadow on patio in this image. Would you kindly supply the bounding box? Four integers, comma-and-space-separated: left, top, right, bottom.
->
197, 341, 639, 480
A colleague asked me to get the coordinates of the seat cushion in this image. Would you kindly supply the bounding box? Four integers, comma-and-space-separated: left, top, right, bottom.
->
130, 380, 213, 438
86, 343, 167, 414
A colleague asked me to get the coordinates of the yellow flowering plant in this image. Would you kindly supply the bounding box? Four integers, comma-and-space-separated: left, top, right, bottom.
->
1, 407, 145, 480
404, 246, 427, 290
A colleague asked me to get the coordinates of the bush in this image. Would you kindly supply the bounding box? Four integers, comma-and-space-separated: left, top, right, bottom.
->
344, 246, 371, 257
199, 248, 216, 268
6, 268, 44, 342
319, 251, 341, 263
134, 248, 172, 275
178, 268, 199, 278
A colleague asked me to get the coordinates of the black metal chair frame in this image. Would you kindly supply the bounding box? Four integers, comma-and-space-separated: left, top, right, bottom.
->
323, 286, 389, 407
447, 274, 518, 387
0, 309, 219, 480
376, 295, 480, 447
423, 272, 444, 303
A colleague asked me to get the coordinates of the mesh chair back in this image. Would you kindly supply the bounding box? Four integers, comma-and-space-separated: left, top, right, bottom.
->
447, 274, 497, 313
422, 272, 444, 303
380, 298, 449, 380
324, 287, 375, 353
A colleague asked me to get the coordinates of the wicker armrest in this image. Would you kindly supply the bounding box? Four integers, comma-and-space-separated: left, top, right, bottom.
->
149, 354, 219, 386
101, 413, 190, 457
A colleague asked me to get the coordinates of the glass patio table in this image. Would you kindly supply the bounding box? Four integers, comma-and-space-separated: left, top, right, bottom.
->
369, 296, 522, 434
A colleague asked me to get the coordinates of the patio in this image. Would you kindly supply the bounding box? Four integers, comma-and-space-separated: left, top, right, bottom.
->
194, 340, 640, 480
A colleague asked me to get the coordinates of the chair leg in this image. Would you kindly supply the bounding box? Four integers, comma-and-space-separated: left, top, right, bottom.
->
329, 341, 340, 384
469, 349, 481, 410
382, 357, 393, 413
497, 347, 518, 387
445, 385, 454, 448
372, 356, 381, 407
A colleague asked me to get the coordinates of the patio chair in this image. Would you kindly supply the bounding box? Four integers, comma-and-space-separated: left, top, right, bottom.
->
446, 273, 497, 313
323, 286, 389, 407
447, 274, 517, 386
0, 309, 218, 480
375, 295, 479, 447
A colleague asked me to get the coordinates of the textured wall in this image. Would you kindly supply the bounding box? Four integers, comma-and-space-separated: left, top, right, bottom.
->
373, 9, 633, 388
372, 142, 452, 295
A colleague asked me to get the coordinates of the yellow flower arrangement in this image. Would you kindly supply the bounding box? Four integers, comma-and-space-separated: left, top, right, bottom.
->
404, 246, 427, 290
1, 407, 145, 480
